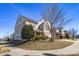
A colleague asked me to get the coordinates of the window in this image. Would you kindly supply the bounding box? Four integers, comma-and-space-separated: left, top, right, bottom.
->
45, 22, 49, 30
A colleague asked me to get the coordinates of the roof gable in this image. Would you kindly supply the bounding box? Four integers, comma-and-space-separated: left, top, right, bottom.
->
16, 15, 38, 26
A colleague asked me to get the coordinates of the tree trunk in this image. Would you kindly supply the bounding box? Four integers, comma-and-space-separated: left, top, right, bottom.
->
50, 28, 56, 41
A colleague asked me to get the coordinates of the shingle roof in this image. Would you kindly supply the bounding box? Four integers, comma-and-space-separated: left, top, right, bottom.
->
18, 15, 38, 24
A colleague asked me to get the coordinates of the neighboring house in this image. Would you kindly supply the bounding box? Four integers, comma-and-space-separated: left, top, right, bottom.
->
13, 15, 63, 40
10, 32, 15, 40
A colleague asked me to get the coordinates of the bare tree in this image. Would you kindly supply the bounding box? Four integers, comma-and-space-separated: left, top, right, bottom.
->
41, 4, 72, 40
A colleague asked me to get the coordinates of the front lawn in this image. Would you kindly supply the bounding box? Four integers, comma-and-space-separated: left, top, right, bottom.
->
17, 40, 73, 50
0, 45, 10, 54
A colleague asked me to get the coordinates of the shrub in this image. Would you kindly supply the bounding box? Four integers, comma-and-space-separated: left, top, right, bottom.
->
35, 35, 49, 40
21, 25, 35, 41
44, 36, 49, 39
48, 37, 54, 42
35, 36, 42, 40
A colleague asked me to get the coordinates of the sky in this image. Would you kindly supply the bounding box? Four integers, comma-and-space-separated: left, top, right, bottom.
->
0, 3, 79, 38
